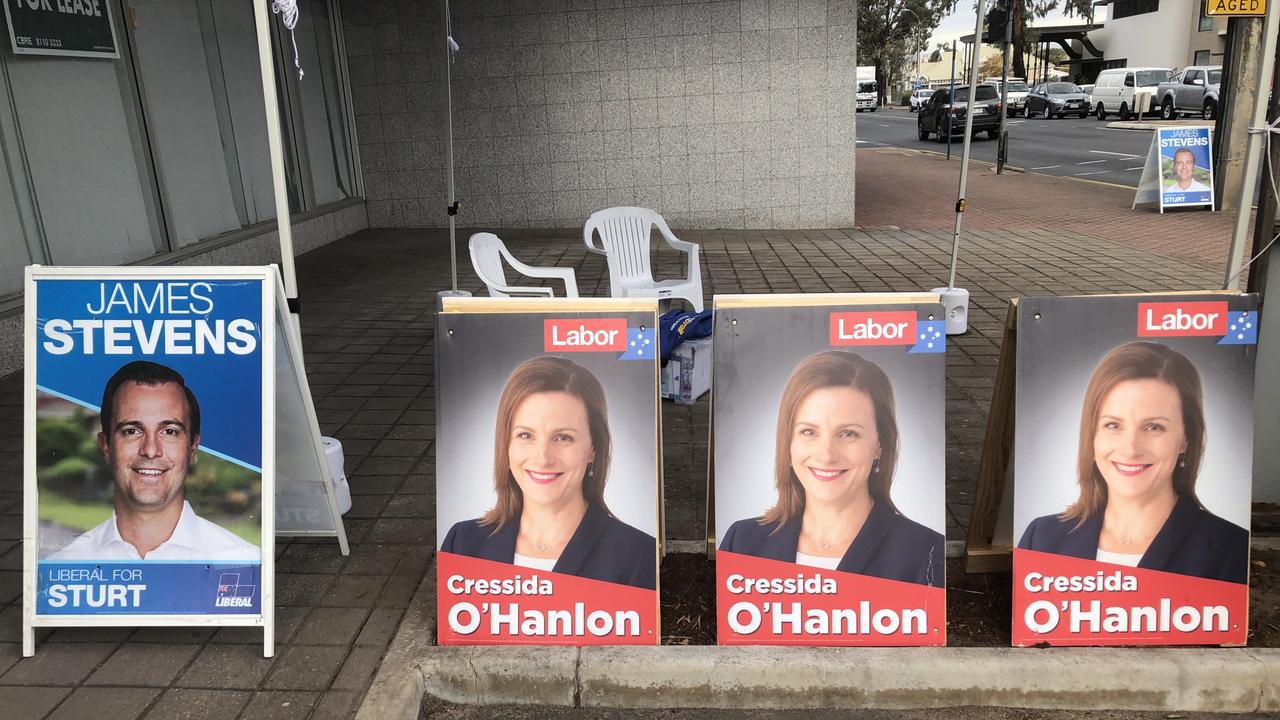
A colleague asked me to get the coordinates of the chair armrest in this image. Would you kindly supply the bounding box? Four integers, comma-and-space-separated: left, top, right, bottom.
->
504, 258, 580, 298
654, 218, 699, 253
583, 223, 607, 255
494, 285, 556, 298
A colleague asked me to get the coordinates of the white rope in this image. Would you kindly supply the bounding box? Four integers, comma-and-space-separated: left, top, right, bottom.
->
271, 0, 304, 80
1225, 116, 1280, 286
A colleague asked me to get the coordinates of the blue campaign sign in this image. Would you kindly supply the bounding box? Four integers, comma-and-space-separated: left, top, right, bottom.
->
1158, 126, 1215, 208
38, 562, 261, 615
31, 272, 268, 619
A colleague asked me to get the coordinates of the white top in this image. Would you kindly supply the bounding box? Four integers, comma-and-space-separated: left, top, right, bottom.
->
1164, 179, 1212, 193
1095, 548, 1142, 567
513, 552, 557, 572
794, 551, 841, 570
49, 500, 260, 562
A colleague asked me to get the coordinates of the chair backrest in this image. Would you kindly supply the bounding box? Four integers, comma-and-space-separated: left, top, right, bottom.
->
584, 207, 659, 286
468, 233, 511, 297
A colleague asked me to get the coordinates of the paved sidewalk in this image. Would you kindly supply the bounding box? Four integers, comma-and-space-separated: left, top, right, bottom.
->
0, 153, 1261, 718
855, 146, 1253, 275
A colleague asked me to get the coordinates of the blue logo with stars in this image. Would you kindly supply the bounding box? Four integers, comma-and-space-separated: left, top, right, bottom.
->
618, 327, 656, 359
1218, 311, 1257, 345
909, 321, 946, 353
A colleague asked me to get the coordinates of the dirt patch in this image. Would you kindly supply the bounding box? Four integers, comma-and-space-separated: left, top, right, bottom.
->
659, 548, 1280, 647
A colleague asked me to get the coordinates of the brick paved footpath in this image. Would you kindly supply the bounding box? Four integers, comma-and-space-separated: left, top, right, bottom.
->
0, 148, 1247, 718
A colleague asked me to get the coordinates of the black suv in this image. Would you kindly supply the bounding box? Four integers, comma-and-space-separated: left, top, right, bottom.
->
916, 85, 1002, 142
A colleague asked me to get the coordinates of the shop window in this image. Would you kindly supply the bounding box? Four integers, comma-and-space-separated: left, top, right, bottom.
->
1194, 50, 1211, 66
1112, 0, 1159, 20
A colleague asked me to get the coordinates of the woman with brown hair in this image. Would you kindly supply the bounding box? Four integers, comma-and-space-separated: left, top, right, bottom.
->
1018, 341, 1247, 583
441, 356, 656, 590
719, 351, 943, 586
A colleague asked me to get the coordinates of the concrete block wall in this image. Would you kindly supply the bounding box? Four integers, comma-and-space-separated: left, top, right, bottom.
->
342, 0, 857, 229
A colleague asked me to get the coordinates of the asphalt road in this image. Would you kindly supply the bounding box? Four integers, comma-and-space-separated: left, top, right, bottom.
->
856, 107, 1157, 188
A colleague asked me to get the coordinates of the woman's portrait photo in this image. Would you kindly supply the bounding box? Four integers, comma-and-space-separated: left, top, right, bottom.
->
1018, 341, 1248, 583
719, 350, 944, 587
440, 355, 657, 590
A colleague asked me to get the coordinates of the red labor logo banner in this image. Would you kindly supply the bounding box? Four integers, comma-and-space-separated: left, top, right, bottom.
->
436, 552, 657, 645
716, 551, 945, 646
828, 311, 918, 346
1136, 301, 1228, 338
1013, 549, 1247, 646
543, 318, 629, 352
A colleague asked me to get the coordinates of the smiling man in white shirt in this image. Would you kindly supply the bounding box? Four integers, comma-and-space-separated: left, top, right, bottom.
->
51, 361, 259, 562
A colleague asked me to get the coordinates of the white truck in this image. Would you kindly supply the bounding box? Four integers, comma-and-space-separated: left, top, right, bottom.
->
856, 66, 878, 112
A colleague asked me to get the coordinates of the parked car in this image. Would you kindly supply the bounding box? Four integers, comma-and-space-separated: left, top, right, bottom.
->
982, 79, 1031, 116
1156, 65, 1222, 121
1025, 82, 1091, 119
916, 85, 1002, 142
1079, 83, 1095, 96
908, 88, 935, 112
1090, 66, 1174, 121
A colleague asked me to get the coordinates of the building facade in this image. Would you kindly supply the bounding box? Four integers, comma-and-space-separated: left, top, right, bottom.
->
1081, 0, 1226, 74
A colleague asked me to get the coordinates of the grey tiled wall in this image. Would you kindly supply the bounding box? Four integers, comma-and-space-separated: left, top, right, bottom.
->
343, 0, 856, 229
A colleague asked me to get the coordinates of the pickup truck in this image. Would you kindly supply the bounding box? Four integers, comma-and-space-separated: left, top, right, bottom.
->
1155, 66, 1221, 121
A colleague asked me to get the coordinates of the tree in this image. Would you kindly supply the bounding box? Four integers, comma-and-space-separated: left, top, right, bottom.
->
978, 52, 1003, 80
858, 0, 957, 104
929, 42, 951, 63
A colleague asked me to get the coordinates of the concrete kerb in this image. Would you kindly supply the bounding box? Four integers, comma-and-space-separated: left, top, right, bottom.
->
409, 645, 1280, 713
1106, 120, 1213, 132
363, 543, 1280, 718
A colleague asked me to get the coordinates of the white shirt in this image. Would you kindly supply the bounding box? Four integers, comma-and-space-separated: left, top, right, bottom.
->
512, 552, 557, 571
50, 500, 260, 562
1095, 548, 1142, 567
794, 551, 841, 570
1164, 179, 1212, 193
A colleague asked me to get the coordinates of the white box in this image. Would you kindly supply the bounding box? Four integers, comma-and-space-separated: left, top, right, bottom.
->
660, 336, 712, 405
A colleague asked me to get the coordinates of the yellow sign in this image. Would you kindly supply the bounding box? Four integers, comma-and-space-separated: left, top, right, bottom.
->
1206, 0, 1266, 16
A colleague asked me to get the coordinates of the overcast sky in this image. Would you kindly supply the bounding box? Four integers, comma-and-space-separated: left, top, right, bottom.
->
928, 4, 1105, 49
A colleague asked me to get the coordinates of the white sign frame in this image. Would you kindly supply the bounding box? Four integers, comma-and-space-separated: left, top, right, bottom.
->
1133, 126, 1216, 213
23, 265, 277, 657
271, 271, 349, 555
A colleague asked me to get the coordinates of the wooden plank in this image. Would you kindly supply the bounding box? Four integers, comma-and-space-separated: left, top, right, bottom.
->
964, 298, 1019, 573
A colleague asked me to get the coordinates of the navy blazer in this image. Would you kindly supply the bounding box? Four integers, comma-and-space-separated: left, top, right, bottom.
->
1018, 495, 1248, 584
441, 502, 657, 590
719, 501, 945, 587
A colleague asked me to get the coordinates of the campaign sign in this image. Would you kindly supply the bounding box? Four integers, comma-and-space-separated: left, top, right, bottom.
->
436, 297, 660, 645
26, 268, 272, 631
1158, 127, 1214, 209
1013, 293, 1256, 646
713, 295, 947, 646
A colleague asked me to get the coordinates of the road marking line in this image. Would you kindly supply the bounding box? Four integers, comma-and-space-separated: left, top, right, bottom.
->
1030, 165, 1061, 170
877, 123, 891, 127
1074, 171, 1110, 176
1124, 166, 1145, 171
1077, 159, 1108, 165
1089, 150, 1144, 158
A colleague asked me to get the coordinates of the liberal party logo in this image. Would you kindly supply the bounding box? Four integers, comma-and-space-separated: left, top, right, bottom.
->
1137, 301, 1256, 345
544, 318, 656, 360
829, 311, 945, 353
215, 573, 255, 608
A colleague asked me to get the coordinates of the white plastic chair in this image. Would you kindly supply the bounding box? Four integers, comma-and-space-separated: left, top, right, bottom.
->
468, 233, 578, 298
582, 207, 704, 311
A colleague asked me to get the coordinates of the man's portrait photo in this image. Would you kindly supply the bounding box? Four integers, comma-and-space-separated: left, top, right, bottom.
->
1163, 147, 1212, 194
40, 360, 260, 562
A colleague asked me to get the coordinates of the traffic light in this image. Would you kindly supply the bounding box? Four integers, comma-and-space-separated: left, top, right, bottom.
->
987, 7, 1008, 43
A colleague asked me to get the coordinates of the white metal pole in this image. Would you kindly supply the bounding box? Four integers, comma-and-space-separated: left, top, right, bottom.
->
948, 0, 985, 289
444, 0, 459, 293
252, 0, 300, 326
1225, 4, 1280, 290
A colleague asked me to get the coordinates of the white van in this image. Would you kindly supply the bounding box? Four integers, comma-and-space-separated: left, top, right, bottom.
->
1090, 67, 1174, 121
